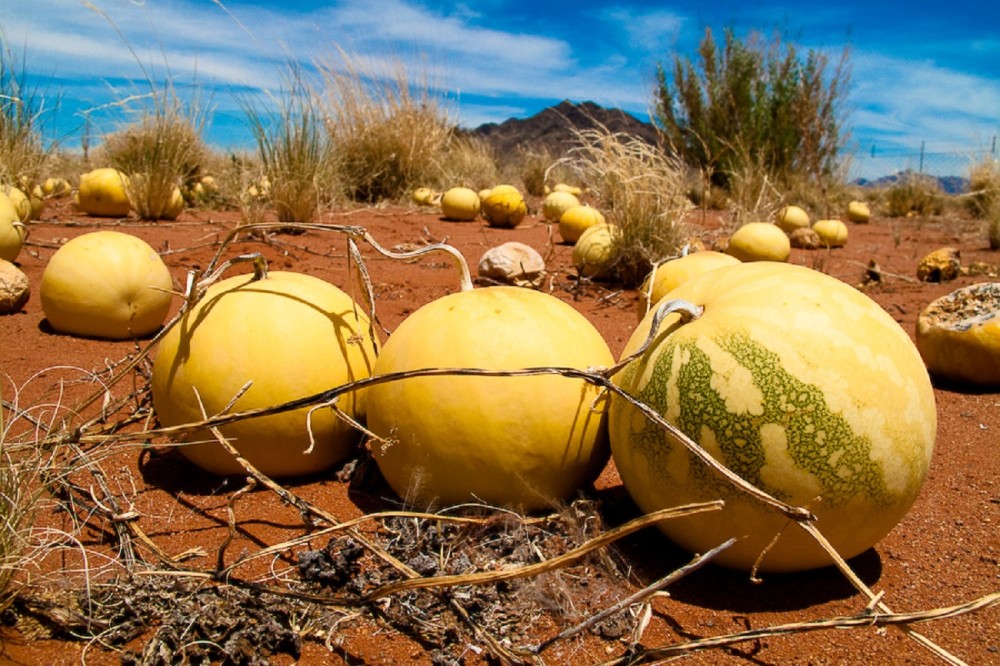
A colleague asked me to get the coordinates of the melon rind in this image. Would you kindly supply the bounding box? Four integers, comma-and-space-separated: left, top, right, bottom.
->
610, 262, 936, 572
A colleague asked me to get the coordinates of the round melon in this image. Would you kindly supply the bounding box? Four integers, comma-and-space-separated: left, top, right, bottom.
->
440, 187, 481, 221
572, 223, 619, 279
776, 205, 810, 233
541, 191, 581, 222
411, 187, 437, 206
558, 205, 605, 244
40, 231, 173, 339
915, 282, 1000, 386
481, 188, 527, 228
847, 200, 871, 224
28, 185, 45, 220
637, 251, 740, 319
77, 168, 131, 217
726, 222, 792, 261
813, 219, 849, 247
4, 187, 31, 222
161, 185, 186, 220
367, 286, 613, 510
0, 194, 26, 262
726, 222, 790, 262
609, 261, 936, 572
151, 271, 379, 478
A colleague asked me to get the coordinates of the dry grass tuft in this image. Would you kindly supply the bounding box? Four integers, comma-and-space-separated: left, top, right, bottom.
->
563, 126, 692, 286
966, 158, 1000, 249
883, 171, 944, 218
321, 51, 455, 202
0, 385, 46, 615
243, 65, 333, 225
726, 160, 784, 232
99, 81, 206, 220
436, 133, 500, 190
0, 37, 54, 189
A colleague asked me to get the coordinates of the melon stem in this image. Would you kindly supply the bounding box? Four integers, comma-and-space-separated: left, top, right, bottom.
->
360, 230, 474, 292
607, 298, 703, 377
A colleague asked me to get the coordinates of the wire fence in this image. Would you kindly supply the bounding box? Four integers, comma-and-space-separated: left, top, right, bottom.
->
847, 136, 998, 189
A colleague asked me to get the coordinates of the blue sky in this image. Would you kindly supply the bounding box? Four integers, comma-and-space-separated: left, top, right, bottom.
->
2, 0, 998, 179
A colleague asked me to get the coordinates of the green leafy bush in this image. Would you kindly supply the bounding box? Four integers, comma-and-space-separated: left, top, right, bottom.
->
654, 27, 849, 191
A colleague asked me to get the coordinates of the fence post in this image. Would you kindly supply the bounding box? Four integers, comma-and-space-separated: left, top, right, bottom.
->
919, 141, 925, 174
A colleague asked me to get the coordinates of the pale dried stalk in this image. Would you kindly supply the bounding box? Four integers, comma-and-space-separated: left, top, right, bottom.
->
610, 591, 1000, 664
529, 537, 737, 655
361, 501, 724, 602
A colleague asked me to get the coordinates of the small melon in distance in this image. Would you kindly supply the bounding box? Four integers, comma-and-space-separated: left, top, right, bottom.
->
77, 168, 132, 217
813, 219, 849, 247
726, 222, 790, 262
636, 251, 740, 319
559, 205, 605, 244
440, 187, 481, 221
776, 205, 810, 233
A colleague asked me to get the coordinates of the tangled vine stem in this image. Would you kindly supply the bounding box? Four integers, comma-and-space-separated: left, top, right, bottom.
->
357, 228, 474, 292
606, 297, 703, 377
129, 364, 813, 526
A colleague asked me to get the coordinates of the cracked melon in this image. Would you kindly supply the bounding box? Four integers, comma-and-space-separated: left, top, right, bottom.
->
610, 262, 936, 572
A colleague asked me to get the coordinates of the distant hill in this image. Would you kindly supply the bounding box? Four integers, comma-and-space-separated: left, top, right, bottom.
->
852, 170, 969, 194
472, 104, 971, 194
468, 100, 660, 158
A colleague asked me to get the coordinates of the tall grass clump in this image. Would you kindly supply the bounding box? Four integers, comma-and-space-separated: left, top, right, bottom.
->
884, 171, 943, 218
517, 146, 557, 197
437, 133, 501, 191
654, 26, 850, 193
717, 138, 784, 232
966, 157, 1000, 249
0, 37, 54, 189
243, 66, 333, 224
564, 126, 692, 286
321, 52, 454, 202
100, 81, 206, 220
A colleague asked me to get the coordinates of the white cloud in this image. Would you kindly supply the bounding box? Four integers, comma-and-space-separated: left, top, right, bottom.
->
3, 0, 997, 161
600, 7, 685, 54
850, 51, 1000, 152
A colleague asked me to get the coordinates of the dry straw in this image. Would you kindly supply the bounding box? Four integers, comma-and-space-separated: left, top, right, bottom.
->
242, 64, 333, 225
562, 124, 692, 286
0, 34, 55, 189
320, 49, 457, 202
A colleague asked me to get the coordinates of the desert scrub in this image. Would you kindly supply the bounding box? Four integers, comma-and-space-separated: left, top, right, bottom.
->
0, 37, 55, 189
884, 171, 943, 217
517, 145, 559, 197
654, 26, 849, 191
99, 79, 206, 221
562, 125, 692, 285
244, 65, 333, 224
966, 157, 1000, 248
321, 51, 454, 202
722, 139, 784, 233
436, 133, 501, 191
988, 198, 1000, 250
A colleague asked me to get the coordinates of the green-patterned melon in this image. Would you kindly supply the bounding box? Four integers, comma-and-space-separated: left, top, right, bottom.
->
609, 262, 936, 572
